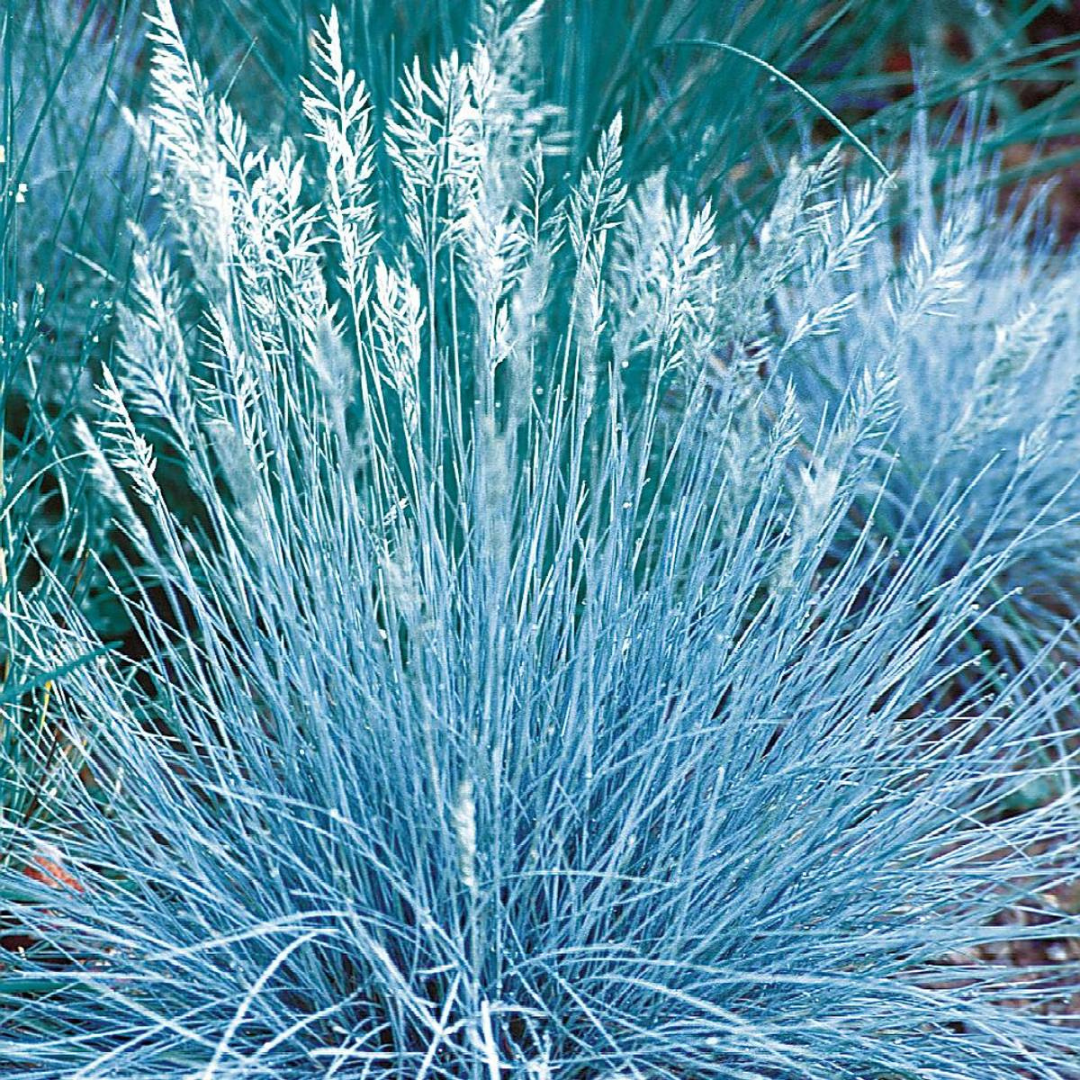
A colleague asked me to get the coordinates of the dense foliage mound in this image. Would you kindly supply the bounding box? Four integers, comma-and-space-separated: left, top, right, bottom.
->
0, 2, 1077, 1077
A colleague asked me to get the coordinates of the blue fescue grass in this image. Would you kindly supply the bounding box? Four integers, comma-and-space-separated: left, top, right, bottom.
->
86, 0, 1080, 220
1, 3, 1078, 1076
0, 0, 127, 896
774, 107, 1080, 696
2, 0, 145, 287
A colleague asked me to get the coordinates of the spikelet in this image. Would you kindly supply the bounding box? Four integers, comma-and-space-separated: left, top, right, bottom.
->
451, 778, 478, 892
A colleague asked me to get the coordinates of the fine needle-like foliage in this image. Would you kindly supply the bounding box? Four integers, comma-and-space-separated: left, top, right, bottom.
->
0, 0, 121, 925
0, 3, 1078, 1078
774, 111, 1080, 690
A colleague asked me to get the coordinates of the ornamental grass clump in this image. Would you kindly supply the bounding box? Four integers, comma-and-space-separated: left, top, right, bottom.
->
1, 3, 1078, 1077
0, 1, 123, 918
774, 113, 1080, 687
